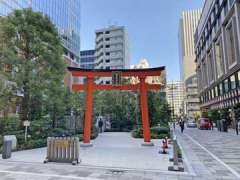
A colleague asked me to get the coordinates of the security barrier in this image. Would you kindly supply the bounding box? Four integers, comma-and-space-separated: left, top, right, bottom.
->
44, 137, 80, 165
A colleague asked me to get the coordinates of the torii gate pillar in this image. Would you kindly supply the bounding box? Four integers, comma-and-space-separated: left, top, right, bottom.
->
139, 77, 153, 146
82, 77, 94, 146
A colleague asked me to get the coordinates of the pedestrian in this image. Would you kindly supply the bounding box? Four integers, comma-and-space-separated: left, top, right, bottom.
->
236, 120, 239, 136
210, 120, 213, 130
179, 120, 184, 133
98, 118, 103, 133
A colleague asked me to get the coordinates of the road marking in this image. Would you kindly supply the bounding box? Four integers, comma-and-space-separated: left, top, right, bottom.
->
177, 137, 197, 176
0, 170, 100, 180
184, 133, 240, 178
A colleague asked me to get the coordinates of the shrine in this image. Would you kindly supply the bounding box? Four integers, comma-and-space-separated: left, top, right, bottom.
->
68, 67, 165, 146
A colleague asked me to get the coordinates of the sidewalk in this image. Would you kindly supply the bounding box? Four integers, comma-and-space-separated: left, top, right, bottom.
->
176, 127, 239, 179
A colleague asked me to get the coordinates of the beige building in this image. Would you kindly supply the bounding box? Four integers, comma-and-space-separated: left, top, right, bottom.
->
195, 0, 240, 110
130, 59, 166, 86
179, 9, 202, 118
166, 81, 184, 116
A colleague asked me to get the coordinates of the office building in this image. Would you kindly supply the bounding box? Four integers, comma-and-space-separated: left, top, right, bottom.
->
179, 9, 202, 117
95, 26, 130, 84
80, 50, 96, 69
0, 0, 81, 87
195, 0, 240, 110
166, 81, 184, 116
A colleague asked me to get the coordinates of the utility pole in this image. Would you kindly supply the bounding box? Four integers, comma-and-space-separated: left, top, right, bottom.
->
171, 80, 175, 121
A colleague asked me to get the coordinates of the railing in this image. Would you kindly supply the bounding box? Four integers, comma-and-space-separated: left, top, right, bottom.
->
44, 137, 80, 165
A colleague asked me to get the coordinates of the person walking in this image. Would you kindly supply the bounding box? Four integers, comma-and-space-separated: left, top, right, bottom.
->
98, 119, 103, 133
179, 120, 184, 133
237, 120, 240, 136
210, 120, 214, 130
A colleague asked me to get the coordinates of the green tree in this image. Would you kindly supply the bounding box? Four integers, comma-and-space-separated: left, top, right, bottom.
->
0, 9, 65, 122
148, 91, 170, 127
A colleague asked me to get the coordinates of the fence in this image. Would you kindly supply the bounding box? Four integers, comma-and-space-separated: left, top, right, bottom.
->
44, 137, 80, 165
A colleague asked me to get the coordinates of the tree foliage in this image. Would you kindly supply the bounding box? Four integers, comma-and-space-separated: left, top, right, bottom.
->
0, 8, 65, 122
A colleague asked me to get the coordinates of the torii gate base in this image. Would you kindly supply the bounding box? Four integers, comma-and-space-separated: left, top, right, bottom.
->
68, 67, 165, 147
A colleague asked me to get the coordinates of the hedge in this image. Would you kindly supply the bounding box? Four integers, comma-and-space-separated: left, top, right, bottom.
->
132, 126, 169, 139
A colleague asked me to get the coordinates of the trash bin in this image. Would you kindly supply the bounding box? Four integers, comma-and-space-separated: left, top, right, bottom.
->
2, 140, 12, 159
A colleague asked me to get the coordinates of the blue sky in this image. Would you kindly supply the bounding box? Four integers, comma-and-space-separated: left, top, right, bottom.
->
80, 0, 204, 81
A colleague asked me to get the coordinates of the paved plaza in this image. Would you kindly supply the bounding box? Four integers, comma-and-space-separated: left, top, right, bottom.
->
1, 130, 240, 179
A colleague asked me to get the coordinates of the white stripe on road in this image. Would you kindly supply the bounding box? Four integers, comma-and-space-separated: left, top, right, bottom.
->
0, 170, 101, 180
184, 133, 240, 179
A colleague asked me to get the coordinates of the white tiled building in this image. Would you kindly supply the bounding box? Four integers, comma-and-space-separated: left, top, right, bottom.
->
95, 26, 130, 84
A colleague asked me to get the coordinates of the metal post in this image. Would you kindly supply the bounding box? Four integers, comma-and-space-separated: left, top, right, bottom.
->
168, 135, 184, 171
173, 137, 178, 166
24, 126, 28, 142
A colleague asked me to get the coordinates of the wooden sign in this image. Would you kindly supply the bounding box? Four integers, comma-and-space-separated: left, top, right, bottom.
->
112, 71, 122, 85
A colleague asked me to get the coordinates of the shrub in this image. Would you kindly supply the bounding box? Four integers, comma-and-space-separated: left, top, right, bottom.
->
132, 126, 169, 139
91, 126, 99, 139
18, 139, 46, 150
176, 143, 182, 158
0, 116, 21, 135
49, 128, 73, 137
151, 127, 169, 134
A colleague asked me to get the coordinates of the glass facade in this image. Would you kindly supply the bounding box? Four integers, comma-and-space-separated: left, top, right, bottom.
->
0, 0, 81, 63
80, 50, 95, 69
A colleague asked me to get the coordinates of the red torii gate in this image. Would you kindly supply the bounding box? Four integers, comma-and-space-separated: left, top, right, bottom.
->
68, 67, 165, 146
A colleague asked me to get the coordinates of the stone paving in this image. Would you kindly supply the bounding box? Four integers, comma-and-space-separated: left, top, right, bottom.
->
6, 132, 170, 170
0, 130, 240, 179
178, 128, 240, 179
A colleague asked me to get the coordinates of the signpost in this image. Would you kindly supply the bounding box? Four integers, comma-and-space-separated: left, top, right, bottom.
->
23, 120, 30, 142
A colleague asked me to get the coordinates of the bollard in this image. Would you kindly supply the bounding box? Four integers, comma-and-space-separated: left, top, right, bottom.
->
173, 137, 178, 166
168, 136, 184, 172
2, 140, 12, 159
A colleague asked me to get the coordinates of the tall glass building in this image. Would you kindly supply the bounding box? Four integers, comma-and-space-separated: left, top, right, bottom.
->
0, 0, 81, 64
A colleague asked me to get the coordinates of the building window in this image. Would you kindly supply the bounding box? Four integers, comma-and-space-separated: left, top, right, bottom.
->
105, 45, 110, 48
212, 89, 215, 98
224, 79, 229, 93
105, 31, 110, 34
202, 62, 208, 87
219, 83, 223, 95
105, 59, 110, 63
215, 86, 219, 97
208, 50, 214, 82
105, 38, 110, 41
238, 71, 240, 87
226, 21, 237, 68
229, 0, 234, 7
214, 37, 224, 77
106, 66, 110, 70
230, 75, 236, 90
105, 52, 110, 56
